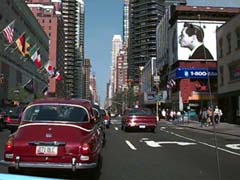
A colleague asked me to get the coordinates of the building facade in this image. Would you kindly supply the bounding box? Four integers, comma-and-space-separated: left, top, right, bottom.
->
0, 0, 49, 105
216, 14, 240, 124
128, 0, 165, 83
83, 58, 91, 100
75, 0, 84, 98
109, 35, 123, 104
61, 0, 77, 97
116, 45, 128, 93
157, 5, 240, 114
26, 0, 65, 97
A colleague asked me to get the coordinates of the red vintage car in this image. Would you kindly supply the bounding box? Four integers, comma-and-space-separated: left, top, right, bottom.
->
121, 108, 157, 132
0, 98, 104, 174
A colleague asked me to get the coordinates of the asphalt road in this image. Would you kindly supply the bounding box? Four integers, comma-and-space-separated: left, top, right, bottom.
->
0, 118, 240, 180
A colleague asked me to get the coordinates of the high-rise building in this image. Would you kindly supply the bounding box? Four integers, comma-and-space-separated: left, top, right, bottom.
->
90, 74, 98, 104
25, 0, 64, 97
116, 45, 128, 93
61, 0, 85, 98
75, 0, 85, 97
123, 0, 129, 45
62, 0, 77, 97
83, 58, 91, 100
128, 0, 165, 83
109, 35, 122, 102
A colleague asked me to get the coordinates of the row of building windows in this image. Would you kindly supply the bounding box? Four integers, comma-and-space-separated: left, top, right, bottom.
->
218, 27, 240, 58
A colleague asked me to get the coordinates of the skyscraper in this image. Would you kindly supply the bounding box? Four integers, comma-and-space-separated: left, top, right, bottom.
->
128, 0, 165, 83
109, 35, 122, 103
75, 0, 85, 97
123, 0, 129, 45
62, 0, 85, 97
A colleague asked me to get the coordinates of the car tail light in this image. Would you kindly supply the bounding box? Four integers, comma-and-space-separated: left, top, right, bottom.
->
5, 116, 11, 123
80, 143, 90, 155
5, 137, 14, 152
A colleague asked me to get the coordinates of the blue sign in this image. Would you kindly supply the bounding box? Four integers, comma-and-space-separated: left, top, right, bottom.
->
176, 68, 217, 79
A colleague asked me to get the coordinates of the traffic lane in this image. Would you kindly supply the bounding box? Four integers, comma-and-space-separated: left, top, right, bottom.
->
160, 123, 240, 154
157, 124, 240, 180
106, 122, 240, 180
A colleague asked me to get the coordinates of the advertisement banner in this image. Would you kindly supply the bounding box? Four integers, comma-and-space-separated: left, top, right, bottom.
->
175, 68, 217, 79
177, 20, 224, 61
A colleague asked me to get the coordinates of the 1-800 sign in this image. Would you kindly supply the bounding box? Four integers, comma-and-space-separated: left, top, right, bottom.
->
190, 71, 208, 76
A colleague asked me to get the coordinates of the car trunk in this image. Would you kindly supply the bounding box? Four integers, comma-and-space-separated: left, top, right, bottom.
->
128, 115, 156, 124
13, 123, 92, 162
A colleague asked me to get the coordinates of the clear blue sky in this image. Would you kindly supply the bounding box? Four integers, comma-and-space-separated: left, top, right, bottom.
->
85, 1, 123, 106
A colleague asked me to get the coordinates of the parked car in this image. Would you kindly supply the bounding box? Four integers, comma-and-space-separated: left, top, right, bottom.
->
0, 98, 104, 174
100, 109, 111, 128
121, 107, 157, 132
3, 106, 25, 133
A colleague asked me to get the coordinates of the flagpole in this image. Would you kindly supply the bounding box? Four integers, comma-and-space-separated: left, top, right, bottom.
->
4, 30, 25, 52
0, 19, 15, 33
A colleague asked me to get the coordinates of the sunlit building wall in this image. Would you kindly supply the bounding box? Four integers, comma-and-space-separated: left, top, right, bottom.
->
26, 0, 64, 97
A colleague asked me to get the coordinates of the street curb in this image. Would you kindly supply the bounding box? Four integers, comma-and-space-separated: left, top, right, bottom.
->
177, 124, 240, 138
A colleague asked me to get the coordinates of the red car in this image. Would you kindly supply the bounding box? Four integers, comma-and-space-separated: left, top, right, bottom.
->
3, 106, 25, 133
121, 108, 157, 132
0, 98, 104, 174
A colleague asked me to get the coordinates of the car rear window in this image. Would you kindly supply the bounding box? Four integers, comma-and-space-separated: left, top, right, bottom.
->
127, 109, 153, 116
22, 105, 89, 123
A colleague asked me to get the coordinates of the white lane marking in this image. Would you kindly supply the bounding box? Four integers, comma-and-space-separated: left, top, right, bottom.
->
143, 141, 196, 147
114, 127, 118, 131
139, 138, 149, 142
175, 127, 184, 130
225, 144, 240, 150
160, 127, 166, 130
160, 129, 240, 157
125, 140, 137, 151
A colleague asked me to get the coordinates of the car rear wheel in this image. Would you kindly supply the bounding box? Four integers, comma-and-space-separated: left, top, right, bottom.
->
151, 128, 155, 133
8, 167, 24, 174
0, 120, 4, 131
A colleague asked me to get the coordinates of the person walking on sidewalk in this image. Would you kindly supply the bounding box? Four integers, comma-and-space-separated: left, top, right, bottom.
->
207, 106, 213, 126
214, 106, 223, 124
201, 107, 208, 127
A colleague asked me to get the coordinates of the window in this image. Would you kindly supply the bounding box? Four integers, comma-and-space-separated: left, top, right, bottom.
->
226, 33, 231, 54
235, 27, 240, 49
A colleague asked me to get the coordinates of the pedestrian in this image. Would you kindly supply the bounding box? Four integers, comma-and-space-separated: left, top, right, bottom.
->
214, 106, 223, 124
201, 107, 208, 127
161, 109, 166, 120
207, 106, 213, 126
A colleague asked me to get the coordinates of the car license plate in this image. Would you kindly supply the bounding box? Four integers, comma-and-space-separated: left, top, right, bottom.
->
36, 146, 58, 156
139, 125, 146, 129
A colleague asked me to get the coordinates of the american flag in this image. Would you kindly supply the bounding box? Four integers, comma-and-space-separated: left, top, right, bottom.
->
2, 21, 15, 44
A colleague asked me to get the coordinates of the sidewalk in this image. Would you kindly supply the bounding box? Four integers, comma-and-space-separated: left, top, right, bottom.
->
160, 119, 240, 137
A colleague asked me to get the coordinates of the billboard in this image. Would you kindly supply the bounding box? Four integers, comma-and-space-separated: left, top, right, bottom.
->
177, 20, 224, 61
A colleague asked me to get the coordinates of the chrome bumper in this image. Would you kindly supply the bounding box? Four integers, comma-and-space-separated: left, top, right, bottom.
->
0, 160, 97, 171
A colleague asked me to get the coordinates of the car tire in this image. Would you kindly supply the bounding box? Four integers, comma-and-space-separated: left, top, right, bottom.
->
151, 128, 155, 133
0, 120, 4, 131
8, 167, 24, 174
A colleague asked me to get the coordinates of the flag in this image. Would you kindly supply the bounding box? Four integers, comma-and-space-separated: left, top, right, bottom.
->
23, 79, 34, 93
167, 79, 176, 89
51, 70, 61, 81
44, 61, 54, 75
2, 21, 15, 44
29, 45, 41, 68
15, 33, 30, 57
